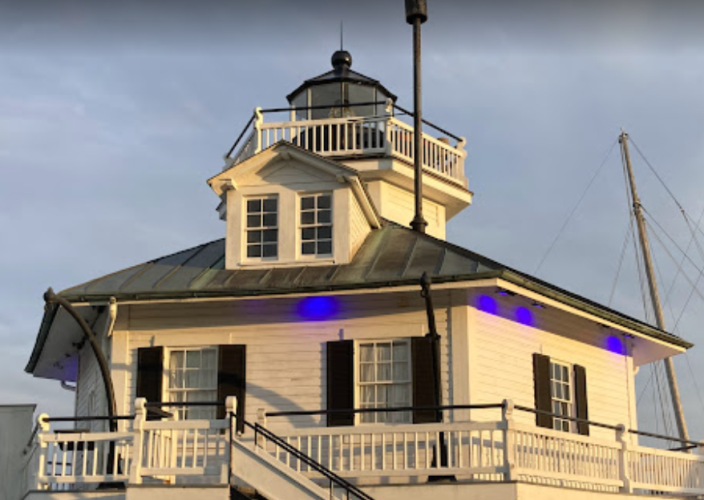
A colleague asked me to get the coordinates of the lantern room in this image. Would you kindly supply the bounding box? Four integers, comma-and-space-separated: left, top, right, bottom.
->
287, 50, 397, 121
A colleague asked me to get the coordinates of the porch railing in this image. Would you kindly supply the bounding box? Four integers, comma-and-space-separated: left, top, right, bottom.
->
22, 398, 704, 496
258, 400, 704, 495
24, 399, 232, 491
224, 106, 467, 187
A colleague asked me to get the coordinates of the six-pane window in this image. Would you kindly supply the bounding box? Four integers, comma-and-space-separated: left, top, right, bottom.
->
358, 340, 411, 424
246, 197, 278, 259
300, 193, 333, 256
168, 348, 217, 420
550, 361, 572, 432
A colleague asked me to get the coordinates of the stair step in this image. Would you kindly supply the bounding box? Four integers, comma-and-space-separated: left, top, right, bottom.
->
230, 485, 267, 500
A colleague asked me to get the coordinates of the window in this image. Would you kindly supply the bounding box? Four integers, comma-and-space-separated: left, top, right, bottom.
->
168, 348, 217, 420
358, 340, 411, 424
246, 196, 278, 259
300, 193, 333, 256
550, 361, 572, 432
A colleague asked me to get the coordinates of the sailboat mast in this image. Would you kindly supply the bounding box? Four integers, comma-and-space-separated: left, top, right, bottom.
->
619, 131, 689, 441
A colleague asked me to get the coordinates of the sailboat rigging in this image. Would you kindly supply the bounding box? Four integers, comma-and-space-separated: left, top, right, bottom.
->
618, 131, 690, 442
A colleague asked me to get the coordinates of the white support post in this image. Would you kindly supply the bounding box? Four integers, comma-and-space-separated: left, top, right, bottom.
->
224, 396, 238, 484
617, 424, 632, 493
130, 398, 147, 485
384, 99, 394, 156
254, 107, 263, 154
502, 399, 516, 482
256, 409, 268, 448
35, 414, 50, 490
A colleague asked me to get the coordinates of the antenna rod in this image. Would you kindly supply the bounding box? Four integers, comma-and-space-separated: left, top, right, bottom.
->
406, 0, 428, 233
619, 131, 689, 442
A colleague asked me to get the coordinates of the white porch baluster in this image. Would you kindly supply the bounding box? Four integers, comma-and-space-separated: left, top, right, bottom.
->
617, 424, 632, 493
130, 398, 146, 484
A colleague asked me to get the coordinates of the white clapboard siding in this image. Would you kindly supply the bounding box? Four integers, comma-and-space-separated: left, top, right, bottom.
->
349, 194, 371, 256
75, 343, 106, 431
383, 183, 446, 240
117, 292, 452, 429
468, 290, 634, 440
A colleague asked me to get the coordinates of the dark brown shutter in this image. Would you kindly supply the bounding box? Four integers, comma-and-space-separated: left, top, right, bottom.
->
326, 340, 354, 427
573, 364, 589, 436
533, 353, 553, 429
218, 345, 246, 433
412, 336, 441, 424
136, 347, 163, 421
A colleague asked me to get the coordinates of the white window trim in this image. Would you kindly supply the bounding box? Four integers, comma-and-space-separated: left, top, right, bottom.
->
163, 346, 218, 420
354, 339, 412, 425
549, 359, 574, 433
243, 194, 279, 263
297, 192, 334, 260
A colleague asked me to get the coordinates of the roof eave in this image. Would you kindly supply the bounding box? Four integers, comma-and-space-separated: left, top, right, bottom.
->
57, 269, 691, 351
286, 77, 398, 104
25, 302, 59, 374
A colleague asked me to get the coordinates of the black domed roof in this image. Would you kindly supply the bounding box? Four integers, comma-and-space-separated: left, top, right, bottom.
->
286, 50, 397, 103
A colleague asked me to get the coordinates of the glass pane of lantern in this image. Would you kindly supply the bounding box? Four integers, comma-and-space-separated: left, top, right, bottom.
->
311, 83, 342, 119
347, 84, 374, 117
292, 92, 308, 121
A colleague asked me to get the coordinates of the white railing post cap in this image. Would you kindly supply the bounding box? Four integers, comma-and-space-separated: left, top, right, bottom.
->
225, 396, 238, 415
502, 399, 514, 417
37, 413, 50, 432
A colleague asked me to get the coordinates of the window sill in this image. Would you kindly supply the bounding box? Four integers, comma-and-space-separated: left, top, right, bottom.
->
238, 258, 336, 269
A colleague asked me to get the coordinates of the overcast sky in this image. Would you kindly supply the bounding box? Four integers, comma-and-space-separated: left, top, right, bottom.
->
2, 0, 704, 439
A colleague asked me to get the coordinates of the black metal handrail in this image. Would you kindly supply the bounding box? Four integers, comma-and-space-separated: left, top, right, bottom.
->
226, 114, 256, 158
233, 414, 375, 500
266, 403, 503, 418
143, 401, 225, 408
265, 402, 702, 450
260, 101, 388, 115
43, 415, 136, 423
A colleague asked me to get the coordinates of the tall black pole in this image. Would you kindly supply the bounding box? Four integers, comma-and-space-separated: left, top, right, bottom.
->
406, 0, 428, 233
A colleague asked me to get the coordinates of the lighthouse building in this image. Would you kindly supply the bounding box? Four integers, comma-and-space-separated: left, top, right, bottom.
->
17, 51, 699, 500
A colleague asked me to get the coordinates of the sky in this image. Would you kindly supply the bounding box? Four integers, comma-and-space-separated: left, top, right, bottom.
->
2, 0, 704, 440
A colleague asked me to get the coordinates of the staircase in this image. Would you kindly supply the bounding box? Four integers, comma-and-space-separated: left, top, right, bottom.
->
229, 419, 375, 500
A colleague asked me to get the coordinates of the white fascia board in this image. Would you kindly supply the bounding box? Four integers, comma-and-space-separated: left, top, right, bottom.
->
68, 277, 686, 361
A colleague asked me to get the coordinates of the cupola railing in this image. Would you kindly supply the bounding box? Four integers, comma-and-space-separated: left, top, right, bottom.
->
224, 102, 467, 188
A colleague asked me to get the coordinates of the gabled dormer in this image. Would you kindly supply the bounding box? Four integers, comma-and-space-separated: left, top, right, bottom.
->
209, 142, 381, 269
218, 51, 472, 244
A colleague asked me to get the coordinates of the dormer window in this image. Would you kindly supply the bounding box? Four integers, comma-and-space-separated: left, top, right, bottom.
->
300, 193, 333, 256
246, 196, 278, 259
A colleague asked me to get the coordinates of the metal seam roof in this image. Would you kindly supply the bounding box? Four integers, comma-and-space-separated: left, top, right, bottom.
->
40, 223, 692, 351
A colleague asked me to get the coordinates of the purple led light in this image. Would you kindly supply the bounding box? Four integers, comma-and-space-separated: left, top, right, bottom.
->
606, 335, 626, 355
297, 296, 339, 321
477, 295, 498, 315
515, 306, 534, 326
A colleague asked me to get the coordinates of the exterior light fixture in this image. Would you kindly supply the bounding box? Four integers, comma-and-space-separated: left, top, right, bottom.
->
532, 301, 546, 309
496, 288, 516, 297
